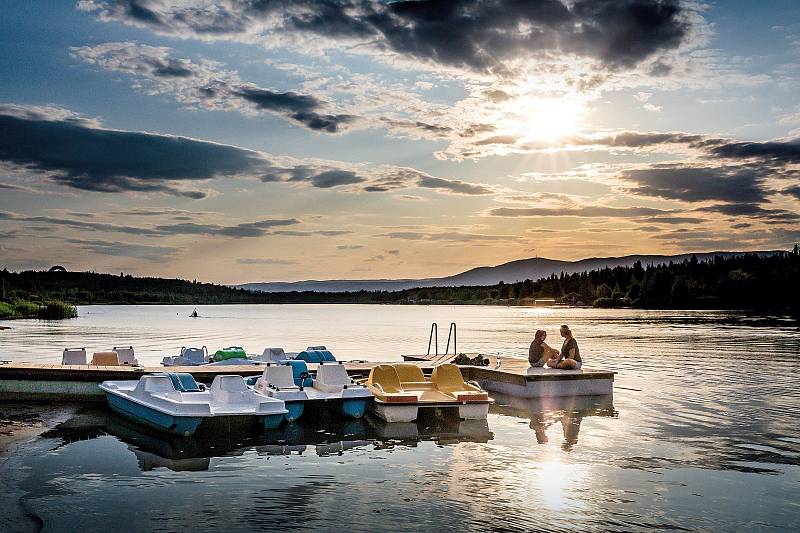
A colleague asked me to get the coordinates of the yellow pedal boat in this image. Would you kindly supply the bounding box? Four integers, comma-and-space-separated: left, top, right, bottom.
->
365, 363, 492, 422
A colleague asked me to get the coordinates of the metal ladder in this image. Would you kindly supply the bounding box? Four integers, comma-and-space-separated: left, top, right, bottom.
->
426, 322, 457, 365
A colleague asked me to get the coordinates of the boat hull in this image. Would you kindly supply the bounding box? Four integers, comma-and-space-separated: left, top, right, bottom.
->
342, 398, 369, 418
370, 401, 491, 423
260, 413, 285, 429
370, 402, 420, 423
106, 393, 203, 437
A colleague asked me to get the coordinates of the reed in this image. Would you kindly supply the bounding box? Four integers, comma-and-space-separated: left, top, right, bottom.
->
0, 300, 78, 320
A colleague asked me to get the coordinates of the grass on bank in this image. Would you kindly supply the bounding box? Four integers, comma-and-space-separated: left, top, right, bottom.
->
0, 300, 78, 320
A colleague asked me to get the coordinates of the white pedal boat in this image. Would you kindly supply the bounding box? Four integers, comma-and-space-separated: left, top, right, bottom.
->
99, 373, 288, 436
248, 360, 372, 422
162, 346, 210, 367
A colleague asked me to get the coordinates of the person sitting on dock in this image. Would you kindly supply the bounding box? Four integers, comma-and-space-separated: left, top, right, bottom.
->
529, 330, 559, 367
546, 325, 581, 370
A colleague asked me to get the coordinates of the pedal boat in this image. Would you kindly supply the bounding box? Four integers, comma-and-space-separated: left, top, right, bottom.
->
162, 346, 209, 367
365, 363, 492, 423
99, 373, 288, 436
248, 360, 372, 423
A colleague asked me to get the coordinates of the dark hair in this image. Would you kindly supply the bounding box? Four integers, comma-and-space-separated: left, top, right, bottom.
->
560, 324, 572, 335
534, 329, 546, 343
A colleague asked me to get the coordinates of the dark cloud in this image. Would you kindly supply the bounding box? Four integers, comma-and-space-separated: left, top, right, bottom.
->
641, 215, 706, 224
0, 105, 264, 197
309, 170, 364, 188
489, 206, 670, 217
696, 203, 800, 222
703, 139, 800, 164
83, 0, 693, 74
235, 86, 356, 133
417, 175, 494, 195
620, 166, 768, 203
154, 219, 299, 238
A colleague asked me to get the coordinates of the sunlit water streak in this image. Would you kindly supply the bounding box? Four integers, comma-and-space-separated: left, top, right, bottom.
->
1, 305, 799, 531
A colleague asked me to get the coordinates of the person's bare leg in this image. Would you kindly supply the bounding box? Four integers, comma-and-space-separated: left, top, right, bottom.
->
557, 359, 578, 370
546, 357, 560, 368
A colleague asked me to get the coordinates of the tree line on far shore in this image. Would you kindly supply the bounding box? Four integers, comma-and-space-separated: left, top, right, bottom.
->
1, 248, 798, 314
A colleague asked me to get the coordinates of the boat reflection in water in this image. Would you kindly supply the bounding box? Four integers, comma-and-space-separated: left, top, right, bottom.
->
39, 405, 494, 472
490, 393, 617, 450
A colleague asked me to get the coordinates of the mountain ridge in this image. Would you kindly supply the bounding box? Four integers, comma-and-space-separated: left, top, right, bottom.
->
238, 250, 781, 293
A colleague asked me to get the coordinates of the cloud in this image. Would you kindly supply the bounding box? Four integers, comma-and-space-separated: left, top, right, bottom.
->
65, 238, 179, 262
154, 219, 300, 238
641, 215, 706, 224
416, 175, 494, 195
236, 258, 298, 265
0, 103, 262, 197
235, 85, 357, 133
378, 230, 516, 242
387, 249, 400, 256
0, 103, 483, 198
72, 42, 359, 134
696, 203, 800, 222
702, 139, 800, 164
1, 209, 300, 239
308, 170, 364, 188
81, 0, 695, 74
336, 244, 364, 250
619, 166, 769, 203
488, 206, 671, 218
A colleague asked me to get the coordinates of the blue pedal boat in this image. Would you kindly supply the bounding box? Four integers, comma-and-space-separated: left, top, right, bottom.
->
247, 360, 372, 423
99, 373, 288, 436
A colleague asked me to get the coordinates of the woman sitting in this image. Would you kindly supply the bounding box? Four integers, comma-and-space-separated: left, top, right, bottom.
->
546, 324, 582, 370
529, 329, 560, 367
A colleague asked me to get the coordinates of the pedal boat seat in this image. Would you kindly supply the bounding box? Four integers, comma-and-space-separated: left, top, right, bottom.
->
259, 364, 301, 391
62, 348, 87, 365
367, 365, 419, 403
166, 372, 202, 392
314, 362, 356, 393
394, 363, 436, 390
91, 351, 120, 366
113, 346, 138, 366
431, 364, 489, 402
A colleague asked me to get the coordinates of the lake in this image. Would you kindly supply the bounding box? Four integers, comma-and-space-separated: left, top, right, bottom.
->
1, 305, 799, 531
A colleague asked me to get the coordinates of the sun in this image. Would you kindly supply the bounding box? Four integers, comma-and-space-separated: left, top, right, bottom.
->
507, 95, 587, 143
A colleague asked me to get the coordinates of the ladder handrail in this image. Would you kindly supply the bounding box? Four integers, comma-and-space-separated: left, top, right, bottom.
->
426, 322, 438, 356
444, 322, 457, 355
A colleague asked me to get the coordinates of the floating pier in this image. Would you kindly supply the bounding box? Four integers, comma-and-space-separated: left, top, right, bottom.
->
402, 353, 616, 398
0, 355, 615, 402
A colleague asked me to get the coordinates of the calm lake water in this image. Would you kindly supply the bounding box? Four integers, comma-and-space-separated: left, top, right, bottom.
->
1, 305, 799, 531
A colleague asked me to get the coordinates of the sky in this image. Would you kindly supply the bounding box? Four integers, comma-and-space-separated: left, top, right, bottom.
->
1, 0, 799, 284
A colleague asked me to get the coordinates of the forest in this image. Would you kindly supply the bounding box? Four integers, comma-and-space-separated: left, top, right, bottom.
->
1, 249, 798, 313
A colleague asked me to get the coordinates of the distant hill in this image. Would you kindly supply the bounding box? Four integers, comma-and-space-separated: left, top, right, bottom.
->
237, 251, 781, 292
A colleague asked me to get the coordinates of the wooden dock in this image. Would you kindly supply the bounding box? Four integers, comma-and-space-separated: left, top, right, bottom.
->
0, 356, 615, 401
